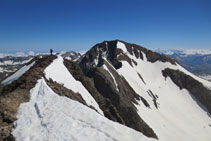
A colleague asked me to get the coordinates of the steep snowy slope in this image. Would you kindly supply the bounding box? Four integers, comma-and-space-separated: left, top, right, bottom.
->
115, 41, 211, 141
13, 78, 156, 141
79, 40, 211, 141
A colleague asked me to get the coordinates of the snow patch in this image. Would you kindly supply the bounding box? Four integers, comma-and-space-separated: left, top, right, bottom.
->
117, 41, 128, 53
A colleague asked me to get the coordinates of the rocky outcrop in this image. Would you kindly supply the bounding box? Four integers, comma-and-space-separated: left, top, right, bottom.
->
162, 68, 211, 114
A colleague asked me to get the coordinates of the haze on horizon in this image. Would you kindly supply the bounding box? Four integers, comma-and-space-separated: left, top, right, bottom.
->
0, 0, 211, 53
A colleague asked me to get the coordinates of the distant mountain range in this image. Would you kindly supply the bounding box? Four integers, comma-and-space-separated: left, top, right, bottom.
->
155, 49, 211, 79
0, 52, 81, 82
155, 48, 211, 56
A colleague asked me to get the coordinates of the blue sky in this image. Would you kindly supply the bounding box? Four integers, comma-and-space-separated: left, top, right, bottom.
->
0, 0, 211, 53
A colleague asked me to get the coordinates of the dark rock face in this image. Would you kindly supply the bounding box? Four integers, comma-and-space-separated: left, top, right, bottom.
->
162, 68, 211, 114
0, 55, 57, 140
78, 40, 158, 139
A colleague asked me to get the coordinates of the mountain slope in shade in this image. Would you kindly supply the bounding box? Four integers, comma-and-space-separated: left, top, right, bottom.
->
79, 40, 211, 141
0, 40, 211, 141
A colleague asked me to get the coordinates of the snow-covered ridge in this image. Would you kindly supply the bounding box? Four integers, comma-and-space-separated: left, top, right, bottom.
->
1, 61, 35, 85
12, 78, 156, 141
44, 55, 103, 114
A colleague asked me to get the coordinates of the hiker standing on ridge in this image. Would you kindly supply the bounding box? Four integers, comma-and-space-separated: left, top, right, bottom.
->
50, 49, 53, 55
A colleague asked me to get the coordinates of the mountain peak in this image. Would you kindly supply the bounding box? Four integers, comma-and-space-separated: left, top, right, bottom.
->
79, 40, 177, 74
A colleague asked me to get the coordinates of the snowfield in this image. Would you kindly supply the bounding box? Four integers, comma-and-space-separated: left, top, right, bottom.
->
12, 78, 156, 141
116, 41, 211, 141
1, 61, 35, 85
44, 55, 103, 115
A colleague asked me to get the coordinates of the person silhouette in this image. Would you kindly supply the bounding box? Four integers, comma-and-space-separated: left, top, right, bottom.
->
50, 49, 53, 55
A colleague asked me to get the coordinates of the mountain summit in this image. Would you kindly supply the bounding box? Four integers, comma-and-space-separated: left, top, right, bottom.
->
1, 40, 211, 141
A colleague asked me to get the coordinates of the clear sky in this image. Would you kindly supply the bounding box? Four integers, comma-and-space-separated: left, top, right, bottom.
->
0, 0, 211, 53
